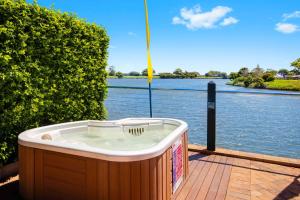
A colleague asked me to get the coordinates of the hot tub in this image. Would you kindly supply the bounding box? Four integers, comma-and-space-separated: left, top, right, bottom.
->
18, 118, 189, 200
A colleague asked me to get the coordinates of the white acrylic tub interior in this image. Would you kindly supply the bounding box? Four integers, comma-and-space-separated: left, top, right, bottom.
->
18, 118, 188, 161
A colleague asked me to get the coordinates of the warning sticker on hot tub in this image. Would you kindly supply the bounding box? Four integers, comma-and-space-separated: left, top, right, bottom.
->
172, 137, 183, 193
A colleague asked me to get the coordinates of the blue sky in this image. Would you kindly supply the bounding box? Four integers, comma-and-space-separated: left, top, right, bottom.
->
28, 0, 300, 74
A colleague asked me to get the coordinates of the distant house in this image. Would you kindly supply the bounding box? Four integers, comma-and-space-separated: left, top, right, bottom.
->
276, 74, 300, 79
291, 75, 300, 79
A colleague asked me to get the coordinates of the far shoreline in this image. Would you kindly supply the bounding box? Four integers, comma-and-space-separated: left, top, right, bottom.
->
108, 76, 226, 80
227, 79, 300, 92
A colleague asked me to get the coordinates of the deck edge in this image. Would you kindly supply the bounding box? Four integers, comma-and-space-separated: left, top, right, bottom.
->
188, 144, 300, 168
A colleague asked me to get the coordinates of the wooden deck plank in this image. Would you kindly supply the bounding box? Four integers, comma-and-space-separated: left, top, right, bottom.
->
184, 155, 217, 200
250, 160, 300, 200
215, 157, 234, 200
172, 152, 201, 198
174, 154, 209, 200
226, 158, 251, 200
194, 155, 222, 200
204, 156, 227, 200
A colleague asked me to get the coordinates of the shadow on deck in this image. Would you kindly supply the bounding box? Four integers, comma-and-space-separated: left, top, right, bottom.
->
0, 176, 20, 200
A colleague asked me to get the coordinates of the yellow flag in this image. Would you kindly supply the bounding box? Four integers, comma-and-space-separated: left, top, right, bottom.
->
144, 0, 153, 83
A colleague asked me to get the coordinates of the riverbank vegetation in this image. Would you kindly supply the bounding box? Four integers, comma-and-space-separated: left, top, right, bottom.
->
108, 66, 228, 79
228, 59, 300, 91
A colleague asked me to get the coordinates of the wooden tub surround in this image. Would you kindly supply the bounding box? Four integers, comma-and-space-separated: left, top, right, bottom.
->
19, 132, 189, 200
4, 144, 300, 200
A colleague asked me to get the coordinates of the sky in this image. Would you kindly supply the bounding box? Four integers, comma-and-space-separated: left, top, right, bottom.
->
28, 0, 300, 74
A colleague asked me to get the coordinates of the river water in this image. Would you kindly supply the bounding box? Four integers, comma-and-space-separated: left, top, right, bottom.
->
105, 79, 300, 158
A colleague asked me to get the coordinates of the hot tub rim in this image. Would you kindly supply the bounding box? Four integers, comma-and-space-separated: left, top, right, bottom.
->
18, 118, 188, 162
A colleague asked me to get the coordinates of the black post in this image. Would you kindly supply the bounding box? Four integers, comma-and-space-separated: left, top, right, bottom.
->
207, 81, 216, 151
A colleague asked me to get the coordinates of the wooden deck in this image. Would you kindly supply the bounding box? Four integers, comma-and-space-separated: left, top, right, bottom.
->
174, 151, 300, 200
1, 150, 300, 200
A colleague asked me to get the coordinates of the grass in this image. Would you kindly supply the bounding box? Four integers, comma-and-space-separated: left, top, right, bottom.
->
265, 80, 300, 91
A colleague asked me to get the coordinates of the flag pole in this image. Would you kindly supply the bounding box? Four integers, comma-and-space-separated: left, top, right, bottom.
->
149, 82, 153, 117
144, 0, 153, 118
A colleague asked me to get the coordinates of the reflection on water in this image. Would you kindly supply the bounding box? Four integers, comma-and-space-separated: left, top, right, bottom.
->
105, 79, 300, 158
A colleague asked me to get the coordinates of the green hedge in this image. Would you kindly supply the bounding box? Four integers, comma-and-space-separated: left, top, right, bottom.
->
0, 0, 109, 165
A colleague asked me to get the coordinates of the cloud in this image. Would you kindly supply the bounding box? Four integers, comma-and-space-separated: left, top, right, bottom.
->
220, 17, 239, 26
275, 11, 300, 34
275, 23, 299, 34
283, 11, 300, 21
128, 32, 137, 36
172, 4, 238, 30
172, 17, 186, 25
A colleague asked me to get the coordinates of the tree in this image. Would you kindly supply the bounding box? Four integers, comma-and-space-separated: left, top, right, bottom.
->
220, 72, 228, 79
291, 58, 300, 69
128, 71, 140, 76
251, 65, 264, 77
173, 68, 183, 75
238, 67, 249, 77
244, 76, 253, 87
266, 69, 277, 76
290, 68, 300, 75
108, 66, 116, 76
251, 77, 266, 88
278, 69, 289, 78
262, 73, 275, 82
184, 71, 200, 78
159, 73, 175, 79
116, 72, 123, 78
142, 68, 156, 76
229, 72, 239, 80
291, 58, 300, 75
205, 71, 227, 78
205, 71, 218, 77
